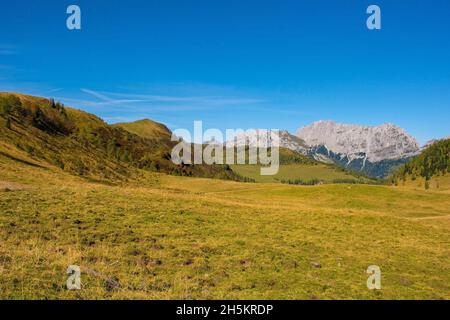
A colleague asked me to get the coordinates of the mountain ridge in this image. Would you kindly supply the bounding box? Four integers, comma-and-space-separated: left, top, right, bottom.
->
112, 118, 172, 140
294, 120, 421, 177
296, 120, 420, 162
0, 92, 241, 182
225, 120, 425, 178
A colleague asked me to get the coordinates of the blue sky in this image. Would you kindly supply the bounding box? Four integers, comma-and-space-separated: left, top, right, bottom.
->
1, 0, 449, 144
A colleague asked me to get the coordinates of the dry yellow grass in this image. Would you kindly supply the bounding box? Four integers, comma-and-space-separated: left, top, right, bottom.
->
397, 174, 450, 192
0, 148, 449, 300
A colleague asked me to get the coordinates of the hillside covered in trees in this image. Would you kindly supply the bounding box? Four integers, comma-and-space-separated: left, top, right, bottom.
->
391, 138, 450, 189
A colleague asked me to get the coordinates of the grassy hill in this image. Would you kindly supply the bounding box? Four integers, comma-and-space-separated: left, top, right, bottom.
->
112, 119, 172, 140
0, 92, 240, 182
231, 164, 374, 184
0, 143, 449, 299
390, 138, 450, 190
231, 147, 378, 184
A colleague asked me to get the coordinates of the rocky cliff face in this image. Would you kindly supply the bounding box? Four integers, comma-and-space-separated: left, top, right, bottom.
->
224, 121, 424, 178
296, 120, 420, 162
232, 129, 309, 154
296, 121, 420, 177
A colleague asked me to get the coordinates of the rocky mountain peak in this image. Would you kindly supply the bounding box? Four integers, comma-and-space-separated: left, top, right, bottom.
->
296, 120, 420, 162
229, 129, 308, 154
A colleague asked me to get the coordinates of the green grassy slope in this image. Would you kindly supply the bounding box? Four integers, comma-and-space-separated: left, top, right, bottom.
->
231, 164, 374, 184
0, 92, 240, 181
0, 147, 449, 299
112, 119, 172, 140
226, 147, 375, 184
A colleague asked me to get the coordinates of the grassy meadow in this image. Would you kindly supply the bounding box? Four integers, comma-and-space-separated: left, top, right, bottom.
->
397, 174, 450, 192
1, 147, 449, 300
230, 163, 372, 184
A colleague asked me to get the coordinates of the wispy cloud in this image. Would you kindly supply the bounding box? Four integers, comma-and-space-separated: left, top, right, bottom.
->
48, 87, 268, 127
79, 88, 264, 109
104, 91, 264, 106
45, 88, 64, 94
52, 96, 132, 108
80, 88, 146, 106
0, 82, 66, 96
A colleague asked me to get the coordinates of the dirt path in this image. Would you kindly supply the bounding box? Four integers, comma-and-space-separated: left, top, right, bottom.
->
409, 214, 450, 220
0, 180, 31, 191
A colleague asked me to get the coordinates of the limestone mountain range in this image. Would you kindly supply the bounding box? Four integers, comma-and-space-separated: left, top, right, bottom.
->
229, 120, 439, 178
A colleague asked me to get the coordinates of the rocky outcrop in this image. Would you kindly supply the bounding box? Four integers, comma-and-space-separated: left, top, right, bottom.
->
296, 120, 420, 162
295, 121, 420, 178
232, 129, 309, 154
